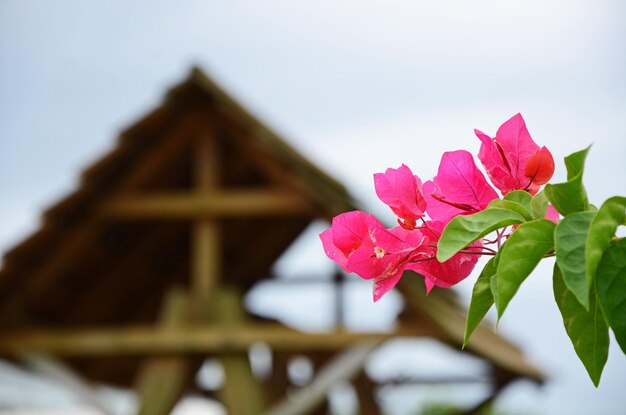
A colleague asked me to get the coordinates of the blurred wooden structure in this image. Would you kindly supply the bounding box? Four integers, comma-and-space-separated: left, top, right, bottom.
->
0, 68, 544, 414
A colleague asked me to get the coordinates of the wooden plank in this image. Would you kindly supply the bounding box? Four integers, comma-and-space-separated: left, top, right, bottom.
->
100, 191, 314, 219
0, 324, 435, 357
263, 342, 380, 415
133, 288, 193, 415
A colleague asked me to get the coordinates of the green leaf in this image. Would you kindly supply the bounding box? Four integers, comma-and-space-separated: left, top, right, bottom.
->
596, 238, 626, 354
487, 199, 533, 221
554, 264, 609, 387
530, 190, 549, 220
586, 196, 626, 288
555, 211, 596, 309
495, 219, 556, 317
464, 257, 497, 347
544, 146, 590, 216
437, 209, 525, 262
490, 270, 499, 309
504, 190, 532, 213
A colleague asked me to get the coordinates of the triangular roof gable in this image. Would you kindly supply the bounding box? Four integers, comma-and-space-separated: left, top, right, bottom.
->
0, 68, 355, 326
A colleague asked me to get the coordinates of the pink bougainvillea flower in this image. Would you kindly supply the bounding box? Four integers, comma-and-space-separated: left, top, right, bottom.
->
475, 113, 554, 195
374, 164, 427, 230
320, 211, 428, 301
406, 221, 481, 293
423, 150, 499, 224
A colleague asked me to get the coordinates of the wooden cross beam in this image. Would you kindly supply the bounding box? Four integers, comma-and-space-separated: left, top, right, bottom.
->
99, 191, 315, 219
0, 324, 438, 357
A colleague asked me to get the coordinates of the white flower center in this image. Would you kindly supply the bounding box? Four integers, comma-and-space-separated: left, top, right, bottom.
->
374, 247, 386, 259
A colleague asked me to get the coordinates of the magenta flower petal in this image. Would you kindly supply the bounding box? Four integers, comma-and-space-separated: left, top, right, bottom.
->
374, 164, 427, 229
320, 228, 350, 271
423, 277, 436, 294
373, 270, 404, 302
423, 180, 465, 224
424, 150, 498, 224
330, 210, 371, 255
406, 221, 480, 290
476, 128, 519, 193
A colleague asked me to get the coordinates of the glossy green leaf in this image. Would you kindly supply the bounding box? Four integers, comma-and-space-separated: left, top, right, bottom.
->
464, 257, 497, 347
596, 238, 626, 354
586, 196, 626, 288
487, 199, 533, 221
490, 270, 499, 309
530, 190, 549, 220
554, 264, 609, 387
437, 209, 525, 262
544, 146, 590, 216
495, 219, 556, 317
504, 190, 532, 214
555, 211, 596, 309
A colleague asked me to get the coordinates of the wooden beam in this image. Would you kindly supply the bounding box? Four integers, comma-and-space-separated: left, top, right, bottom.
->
0, 324, 436, 357
192, 123, 220, 301
100, 191, 314, 219
134, 288, 193, 415
210, 287, 265, 414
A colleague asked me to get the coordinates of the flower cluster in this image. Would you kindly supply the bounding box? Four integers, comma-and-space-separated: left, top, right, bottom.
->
320, 113, 557, 301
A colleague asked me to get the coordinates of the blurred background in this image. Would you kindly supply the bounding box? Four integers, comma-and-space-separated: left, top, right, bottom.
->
1, 1, 625, 414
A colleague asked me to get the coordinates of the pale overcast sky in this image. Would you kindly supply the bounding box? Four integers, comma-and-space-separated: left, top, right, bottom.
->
1, 1, 625, 414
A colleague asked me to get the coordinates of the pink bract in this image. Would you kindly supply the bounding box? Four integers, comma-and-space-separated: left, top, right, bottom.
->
319, 210, 370, 272
545, 204, 560, 223
406, 221, 481, 292
475, 113, 553, 195
374, 164, 427, 229
423, 150, 498, 224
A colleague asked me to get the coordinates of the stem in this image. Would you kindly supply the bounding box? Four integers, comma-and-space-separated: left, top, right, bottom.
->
478, 246, 498, 254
